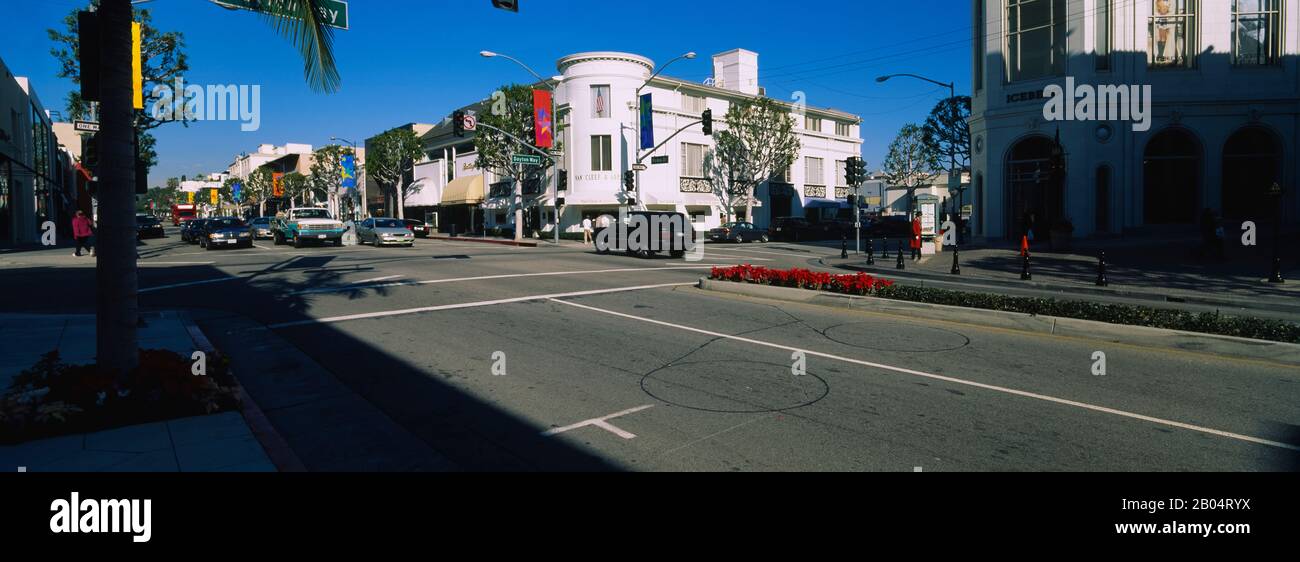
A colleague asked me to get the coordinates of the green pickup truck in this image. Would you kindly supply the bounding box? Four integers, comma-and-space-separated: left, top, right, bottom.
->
272, 208, 347, 247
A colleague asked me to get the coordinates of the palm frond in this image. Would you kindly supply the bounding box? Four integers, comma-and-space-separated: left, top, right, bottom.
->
261, 0, 340, 93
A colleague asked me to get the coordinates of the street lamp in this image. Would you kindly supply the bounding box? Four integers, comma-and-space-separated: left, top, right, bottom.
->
633, 52, 696, 214
331, 136, 361, 221
480, 51, 563, 89
877, 72, 962, 242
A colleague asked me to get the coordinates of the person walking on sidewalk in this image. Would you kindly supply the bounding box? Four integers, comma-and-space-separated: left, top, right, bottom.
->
72, 210, 95, 257
910, 211, 923, 261
582, 216, 593, 244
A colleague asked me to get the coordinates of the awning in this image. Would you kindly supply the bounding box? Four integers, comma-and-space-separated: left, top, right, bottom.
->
440, 175, 485, 206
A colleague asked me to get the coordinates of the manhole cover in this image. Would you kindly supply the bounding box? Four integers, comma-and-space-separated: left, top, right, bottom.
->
641, 360, 829, 413
823, 322, 970, 352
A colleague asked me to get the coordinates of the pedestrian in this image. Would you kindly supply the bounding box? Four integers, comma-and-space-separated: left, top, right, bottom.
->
910, 210, 923, 261
72, 210, 95, 257
582, 216, 593, 244
1199, 207, 1224, 260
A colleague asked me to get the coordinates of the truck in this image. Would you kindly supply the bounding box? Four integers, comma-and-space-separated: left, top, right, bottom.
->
171, 204, 197, 226
272, 207, 347, 248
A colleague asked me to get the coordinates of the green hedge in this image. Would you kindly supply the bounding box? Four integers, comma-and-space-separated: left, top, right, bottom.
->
872, 284, 1300, 344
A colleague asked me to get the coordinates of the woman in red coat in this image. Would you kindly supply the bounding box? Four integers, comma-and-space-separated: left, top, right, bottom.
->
910, 211, 923, 260
71, 210, 95, 257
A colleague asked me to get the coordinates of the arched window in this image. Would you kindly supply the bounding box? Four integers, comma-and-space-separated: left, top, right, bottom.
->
1005, 135, 1063, 240
1222, 127, 1282, 221
1143, 129, 1200, 224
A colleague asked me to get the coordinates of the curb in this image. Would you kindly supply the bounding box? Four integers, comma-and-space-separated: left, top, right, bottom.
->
180, 311, 307, 472
697, 278, 1300, 366
429, 236, 538, 248
820, 258, 1300, 315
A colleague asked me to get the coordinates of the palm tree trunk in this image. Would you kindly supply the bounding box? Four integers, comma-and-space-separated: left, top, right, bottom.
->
96, 0, 139, 377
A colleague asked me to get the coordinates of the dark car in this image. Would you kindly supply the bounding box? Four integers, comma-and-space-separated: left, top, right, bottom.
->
770, 217, 813, 242
198, 217, 252, 250
405, 219, 432, 238
180, 219, 209, 243
866, 215, 914, 239
707, 221, 769, 243
593, 211, 692, 258
249, 217, 275, 240
136, 214, 165, 239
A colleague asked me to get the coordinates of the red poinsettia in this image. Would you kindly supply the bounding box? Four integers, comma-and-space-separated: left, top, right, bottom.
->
710, 265, 893, 296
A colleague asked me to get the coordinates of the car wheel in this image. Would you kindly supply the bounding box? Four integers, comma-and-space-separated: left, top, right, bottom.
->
759, 234, 770, 243
373, 238, 381, 248
293, 235, 303, 249
274, 232, 284, 245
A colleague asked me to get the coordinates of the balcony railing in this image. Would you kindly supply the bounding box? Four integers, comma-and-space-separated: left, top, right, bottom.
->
680, 177, 713, 194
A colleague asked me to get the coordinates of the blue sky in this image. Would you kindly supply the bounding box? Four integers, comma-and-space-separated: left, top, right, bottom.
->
3, 0, 972, 184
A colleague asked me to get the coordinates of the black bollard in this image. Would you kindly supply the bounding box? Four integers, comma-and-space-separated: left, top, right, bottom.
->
841, 234, 848, 259
950, 245, 961, 275
1020, 250, 1032, 280
881, 237, 891, 259
866, 236, 875, 265
1095, 250, 1109, 287
1269, 257, 1285, 284
896, 240, 905, 270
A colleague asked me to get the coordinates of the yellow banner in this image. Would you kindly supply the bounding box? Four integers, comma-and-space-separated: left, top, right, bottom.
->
210, 189, 218, 205
187, 192, 194, 204
131, 22, 143, 110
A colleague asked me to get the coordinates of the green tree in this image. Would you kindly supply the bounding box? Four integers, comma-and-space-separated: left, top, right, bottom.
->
365, 128, 424, 219
309, 144, 355, 218
245, 167, 274, 217
280, 172, 312, 209
881, 123, 940, 214
710, 97, 801, 223
920, 96, 972, 173
89, 0, 340, 375
472, 84, 559, 240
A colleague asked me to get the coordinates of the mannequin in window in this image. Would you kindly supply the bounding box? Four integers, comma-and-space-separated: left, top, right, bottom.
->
1153, 0, 1176, 64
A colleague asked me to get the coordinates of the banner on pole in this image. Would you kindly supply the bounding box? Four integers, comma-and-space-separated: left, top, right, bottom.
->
639, 93, 654, 150
210, 189, 218, 205
232, 182, 242, 202
533, 90, 553, 149
341, 154, 356, 189
273, 172, 284, 197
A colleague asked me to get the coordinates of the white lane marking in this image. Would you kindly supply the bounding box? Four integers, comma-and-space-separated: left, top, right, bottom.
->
139, 276, 239, 293
253, 244, 272, 250
542, 405, 654, 439
139, 261, 215, 265
705, 247, 820, 259
353, 275, 402, 284
549, 299, 1300, 453
289, 265, 721, 296
270, 282, 694, 328
694, 252, 775, 262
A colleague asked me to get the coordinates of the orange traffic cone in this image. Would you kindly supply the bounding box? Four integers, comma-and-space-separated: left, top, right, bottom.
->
1020, 235, 1030, 257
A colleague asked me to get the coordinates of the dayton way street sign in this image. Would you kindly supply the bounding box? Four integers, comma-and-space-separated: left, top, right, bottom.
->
211, 0, 350, 30
511, 154, 543, 166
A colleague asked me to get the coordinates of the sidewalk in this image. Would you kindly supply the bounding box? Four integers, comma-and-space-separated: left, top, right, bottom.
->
0, 311, 276, 472
820, 238, 1300, 318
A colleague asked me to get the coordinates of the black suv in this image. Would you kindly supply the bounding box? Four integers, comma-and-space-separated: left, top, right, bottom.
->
593, 211, 693, 258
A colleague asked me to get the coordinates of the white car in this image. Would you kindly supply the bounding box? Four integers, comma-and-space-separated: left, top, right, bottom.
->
273, 208, 347, 248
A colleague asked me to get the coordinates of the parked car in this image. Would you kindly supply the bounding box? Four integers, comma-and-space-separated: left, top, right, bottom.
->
272, 208, 346, 247
866, 215, 914, 239
404, 218, 432, 238
707, 221, 769, 243
199, 217, 252, 250
249, 217, 275, 240
136, 214, 165, 239
180, 219, 209, 243
356, 218, 415, 247
770, 217, 812, 242
593, 211, 691, 258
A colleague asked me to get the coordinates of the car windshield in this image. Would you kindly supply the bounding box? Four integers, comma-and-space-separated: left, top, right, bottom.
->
374, 219, 404, 228
293, 210, 332, 220
211, 218, 245, 228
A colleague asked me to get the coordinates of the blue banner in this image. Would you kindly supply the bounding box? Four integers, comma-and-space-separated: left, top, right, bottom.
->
232, 182, 242, 202
341, 154, 357, 189
639, 93, 654, 150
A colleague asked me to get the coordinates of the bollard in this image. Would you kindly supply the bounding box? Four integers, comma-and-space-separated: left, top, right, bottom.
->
1020, 251, 1032, 281
866, 236, 875, 265
841, 234, 848, 259
950, 245, 961, 275
882, 238, 892, 259
1269, 257, 1285, 284
1095, 250, 1109, 287
450, 223, 457, 238
896, 240, 905, 270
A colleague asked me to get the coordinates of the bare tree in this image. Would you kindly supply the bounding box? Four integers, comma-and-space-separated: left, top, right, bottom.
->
711, 97, 800, 223
881, 123, 940, 214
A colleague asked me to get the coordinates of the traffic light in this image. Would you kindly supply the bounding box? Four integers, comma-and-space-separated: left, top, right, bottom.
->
556, 169, 568, 193
453, 110, 466, 137
846, 156, 863, 187
701, 109, 713, 136
623, 170, 635, 191
491, 0, 519, 12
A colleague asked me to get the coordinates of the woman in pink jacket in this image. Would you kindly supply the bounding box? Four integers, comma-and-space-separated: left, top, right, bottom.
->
72, 210, 95, 257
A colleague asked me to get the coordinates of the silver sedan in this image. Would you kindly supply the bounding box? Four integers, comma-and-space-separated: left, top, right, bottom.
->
356, 218, 415, 247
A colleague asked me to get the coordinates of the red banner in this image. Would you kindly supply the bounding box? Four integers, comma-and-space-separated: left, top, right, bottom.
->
273, 172, 284, 197
533, 89, 553, 149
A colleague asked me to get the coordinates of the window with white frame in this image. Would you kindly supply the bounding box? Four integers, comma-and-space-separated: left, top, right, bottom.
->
805, 156, 825, 185
682, 93, 707, 114
591, 85, 611, 118
1149, 0, 1198, 68
1005, 0, 1067, 81
835, 160, 849, 186
1233, 0, 1281, 66
591, 135, 612, 171
770, 165, 792, 183
835, 122, 850, 137
681, 142, 707, 178
805, 116, 822, 132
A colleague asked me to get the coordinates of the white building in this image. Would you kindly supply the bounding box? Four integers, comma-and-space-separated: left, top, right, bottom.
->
227, 143, 314, 180
971, 0, 1300, 242
412, 49, 864, 235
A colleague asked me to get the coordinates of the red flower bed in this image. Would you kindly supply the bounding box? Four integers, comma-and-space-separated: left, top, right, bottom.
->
710, 264, 893, 296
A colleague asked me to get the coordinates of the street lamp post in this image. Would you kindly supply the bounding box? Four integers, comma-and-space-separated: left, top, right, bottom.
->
633, 52, 696, 215
876, 73, 962, 243
481, 50, 565, 242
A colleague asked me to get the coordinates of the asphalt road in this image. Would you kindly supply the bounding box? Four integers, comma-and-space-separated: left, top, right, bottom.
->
2, 228, 1297, 471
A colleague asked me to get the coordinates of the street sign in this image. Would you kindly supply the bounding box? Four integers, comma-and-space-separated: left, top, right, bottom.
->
651, 155, 669, 165
74, 120, 100, 133
632, 163, 648, 171
462, 114, 477, 132
210, 0, 349, 30
511, 154, 542, 166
